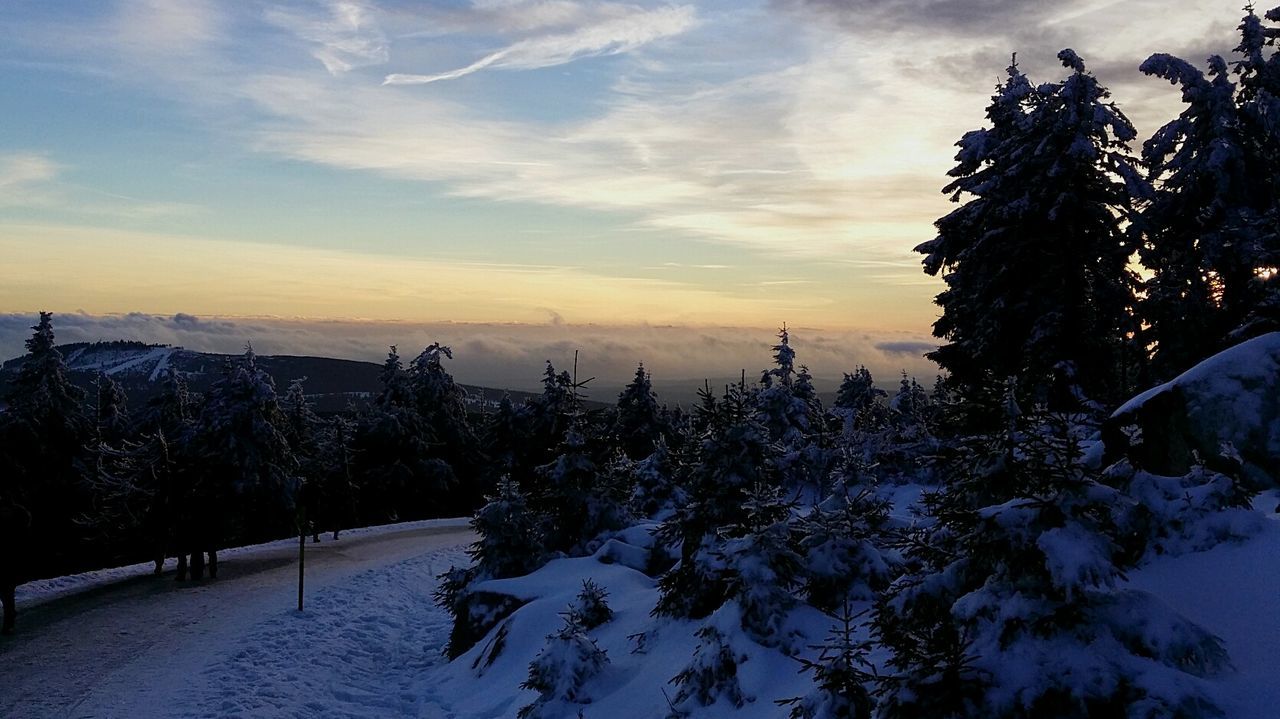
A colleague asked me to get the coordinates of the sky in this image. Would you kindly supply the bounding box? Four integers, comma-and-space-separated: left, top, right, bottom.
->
0, 0, 1248, 390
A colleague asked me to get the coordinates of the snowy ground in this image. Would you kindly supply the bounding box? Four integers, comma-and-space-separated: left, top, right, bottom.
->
4, 501, 1280, 718
0, 520, 473, 718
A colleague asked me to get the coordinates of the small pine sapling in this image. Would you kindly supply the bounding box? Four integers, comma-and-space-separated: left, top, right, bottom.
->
569, 579, 614, 630
519, 614, 610, 719
668, 625, 750, 713
776, 602, 877, 719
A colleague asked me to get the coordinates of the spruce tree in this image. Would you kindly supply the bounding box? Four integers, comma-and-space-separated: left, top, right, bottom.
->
1138, 6, 1280, 373
408, 343, 482, 508
916, 53, 1143, 409
188, 346, 295, 546
873, 408, 1230, 717
615, 363, 667, 461
0, 313, 91, 575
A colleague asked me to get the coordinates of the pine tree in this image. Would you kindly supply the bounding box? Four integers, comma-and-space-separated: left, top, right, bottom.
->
615, 363, 667, 461
916, 53, 1144, 409
469, 475, 545, 580
655, 379, 778, 619
354, 347, 447, 522
776, 603, 876, 719
1138, 6, 1280, 373
408, 343, 482, 510
519, 613, 610, 719
534, 421, 627, 555
832, 366, 888, 436
0, 313, 91, 575
93, 372, 131, 444
874, 408, 1230, 717
188, 346, 296, 549
282, 378, 324, 541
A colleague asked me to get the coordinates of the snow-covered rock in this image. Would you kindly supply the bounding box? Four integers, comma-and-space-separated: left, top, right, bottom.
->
1104, 333, 1280, 488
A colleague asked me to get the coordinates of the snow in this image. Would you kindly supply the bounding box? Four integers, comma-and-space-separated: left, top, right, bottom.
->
1127, 513, 1280, 719
1111, 332, 1280, 485
2, 519, 475, 718
423, 548, 845, 718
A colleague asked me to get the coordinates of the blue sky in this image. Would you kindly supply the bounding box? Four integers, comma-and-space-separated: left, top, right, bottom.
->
0, 0, 1247, 381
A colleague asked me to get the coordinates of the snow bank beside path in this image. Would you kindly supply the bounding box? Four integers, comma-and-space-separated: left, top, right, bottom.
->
16, 517, 470, 610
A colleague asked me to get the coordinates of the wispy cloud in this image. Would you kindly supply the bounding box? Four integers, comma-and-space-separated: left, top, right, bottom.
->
266, 1, 388, 75
0, 153, 59, 206
384, 4, 697, 84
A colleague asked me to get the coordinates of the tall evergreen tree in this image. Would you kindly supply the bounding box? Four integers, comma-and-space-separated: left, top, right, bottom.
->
916, 53, 1144, 409
0, 313, 91, 576
408, 343, 482, 507
614, 363, 666, 461
93, 372, 131, 445
188, 346, 295, 555
1138, 6, 1280, 375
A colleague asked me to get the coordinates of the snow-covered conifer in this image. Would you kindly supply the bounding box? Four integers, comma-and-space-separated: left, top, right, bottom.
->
615, 363, 667, 460
916, 53, 1143, 409
469, 476, 544, 580
93, 372, 131, 444
874, 410, 1230, 717
668, 625, 749, 713
519, 614, 610, 719
777, 603, 876, 719
798, 478, 894, 612
568, 579, 613, 630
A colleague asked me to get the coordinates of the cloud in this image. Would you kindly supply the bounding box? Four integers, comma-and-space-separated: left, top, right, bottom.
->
0, 312, 939, 400
384, 4, 697, 84
109, 0, 224, 58
0, 153, 59, 206
875, 340, 937, 357
266, 1, 389, 75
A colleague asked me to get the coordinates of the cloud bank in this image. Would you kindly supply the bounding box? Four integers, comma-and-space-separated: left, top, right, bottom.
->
0, 312, 938, 401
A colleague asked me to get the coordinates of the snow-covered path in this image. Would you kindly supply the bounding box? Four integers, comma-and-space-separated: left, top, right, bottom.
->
0, 522, 474, 718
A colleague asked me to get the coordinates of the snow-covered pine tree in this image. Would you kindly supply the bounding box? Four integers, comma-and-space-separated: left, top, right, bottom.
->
776, 602, 876, 719
668, 625, 750, 714
533, 421, 628, 555
139, 368, 195, 437
629, 438, 685, 519
713, 484, 804, 648
313, 415, 357, 540
615, 363, 667, 461
831, 366, 888, 436
798, 469, 895, 613
353, 346, 448, 522
518, 613, 610, 719
132, 368, 196, 572
916, 53, 1144, 410
654, 378, 777, 620
0, 312, 91, 575
755, 328, 831, 491
188, 345, 296, 550
874, 407, 1230, 718
756, 327, 816, 448
408, 343, 482, 509
93, 372, 131, 444
568, 578, 613, 630
469, 475, 545, 580
1138, 6, 1280, 374
282, 378, 325, 541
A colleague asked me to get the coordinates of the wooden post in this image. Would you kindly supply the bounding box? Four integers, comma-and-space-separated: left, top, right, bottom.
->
297, 506, 306, 612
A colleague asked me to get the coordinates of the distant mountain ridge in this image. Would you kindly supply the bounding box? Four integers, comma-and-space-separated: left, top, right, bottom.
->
0, 341, 559, 414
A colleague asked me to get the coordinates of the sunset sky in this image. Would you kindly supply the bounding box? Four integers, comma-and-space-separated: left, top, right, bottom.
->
0, 0, 1246, 387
